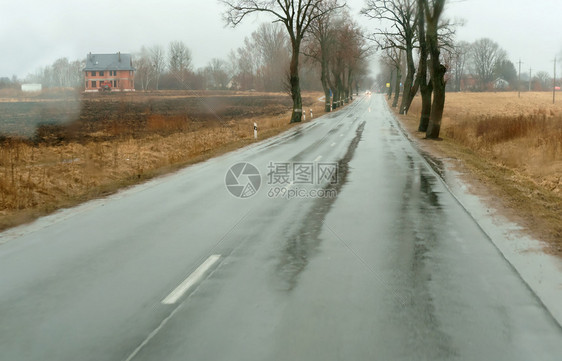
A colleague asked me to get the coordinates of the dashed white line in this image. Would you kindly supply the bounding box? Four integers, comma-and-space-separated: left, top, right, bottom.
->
330, 142, 336, 147
126, 255, 222, 361
162, 255, 221, 305
340, 134, 344, 137
314, 155, 323, 162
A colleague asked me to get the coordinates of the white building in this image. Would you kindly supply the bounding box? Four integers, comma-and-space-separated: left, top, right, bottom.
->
21, 83, 42, 92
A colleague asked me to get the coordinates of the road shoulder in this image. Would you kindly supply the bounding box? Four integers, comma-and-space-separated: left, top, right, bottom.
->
388, 101, 562, 327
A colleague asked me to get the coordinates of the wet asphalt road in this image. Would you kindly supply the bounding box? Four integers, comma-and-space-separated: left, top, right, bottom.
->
1, 94, 561, 361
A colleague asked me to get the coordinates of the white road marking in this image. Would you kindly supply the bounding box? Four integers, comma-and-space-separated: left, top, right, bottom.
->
162, 255, 221, 305
340, 134, 344, 137
314, 155, 322, 162
331, 142, 336, 147
124, 302, 184, 361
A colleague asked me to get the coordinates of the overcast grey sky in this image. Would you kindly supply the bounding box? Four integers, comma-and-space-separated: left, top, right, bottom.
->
1, 0, 561, 79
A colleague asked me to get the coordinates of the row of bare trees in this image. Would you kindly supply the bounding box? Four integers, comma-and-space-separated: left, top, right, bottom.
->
229, 23, 291, 92
25, 58, 85, 89
306, 9, 371, 112
135, 27, 323, 92
221, 0, 371, 122
446, 38, 556, 92
363, 0, 449, 139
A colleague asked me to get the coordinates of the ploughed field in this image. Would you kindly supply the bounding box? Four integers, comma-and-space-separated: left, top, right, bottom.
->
0, 90, 294, 141
0, 90, 325, 230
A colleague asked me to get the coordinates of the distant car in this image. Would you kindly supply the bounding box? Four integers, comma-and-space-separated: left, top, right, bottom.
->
365, 90, 372, 95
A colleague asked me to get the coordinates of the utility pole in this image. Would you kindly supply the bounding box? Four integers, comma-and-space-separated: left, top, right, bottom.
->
554, 56, 557, 104
529, 67, 532, 92
518, 59, 522, 98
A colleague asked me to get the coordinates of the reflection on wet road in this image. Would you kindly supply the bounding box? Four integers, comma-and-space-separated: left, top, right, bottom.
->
1, 95, 561, 361
277, 121, 366, 291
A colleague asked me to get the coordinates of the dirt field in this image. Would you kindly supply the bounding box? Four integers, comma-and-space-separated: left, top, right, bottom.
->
0, 90, 329, 230
400, 92, 562, 256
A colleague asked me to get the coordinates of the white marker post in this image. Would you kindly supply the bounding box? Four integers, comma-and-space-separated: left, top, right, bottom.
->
310, 109, 313, 119
254, 122, 258, 139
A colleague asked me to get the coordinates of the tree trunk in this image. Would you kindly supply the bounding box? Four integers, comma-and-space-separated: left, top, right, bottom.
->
392, 65, 401, 108
320, 59, 331, 112
387, 69, 394, 100
347, 69, 354, 102
289, 42, 303, 123
405, 75, 420, 114
426, 64, 446, 138
425, 7, 446, 139
416, 0, 431, 132
400, 40, 416, 114
418, 79, 432, 131
333, 72, 344, 109
337, 75, 345, 106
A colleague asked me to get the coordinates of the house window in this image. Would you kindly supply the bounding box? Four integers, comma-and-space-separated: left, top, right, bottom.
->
91, 71, 96, 76
100, 71, 104, 76
91, 81, 96, 88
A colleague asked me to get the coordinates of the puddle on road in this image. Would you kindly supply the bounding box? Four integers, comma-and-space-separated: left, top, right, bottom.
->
276, 121, 366, 291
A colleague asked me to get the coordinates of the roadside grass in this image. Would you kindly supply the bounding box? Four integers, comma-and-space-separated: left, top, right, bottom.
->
0, 92, 330, 231
397, 92, 562, 256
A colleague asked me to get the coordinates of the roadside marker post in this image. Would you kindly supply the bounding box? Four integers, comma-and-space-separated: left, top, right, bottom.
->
310, 109, 313, 119
254, 122, 258, 139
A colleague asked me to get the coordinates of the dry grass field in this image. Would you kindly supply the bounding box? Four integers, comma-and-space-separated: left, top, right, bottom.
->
402, 92, 562, 255
0, 90, 329, 230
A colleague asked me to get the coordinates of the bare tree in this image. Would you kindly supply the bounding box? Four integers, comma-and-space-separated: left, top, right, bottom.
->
381, 47, 403, 108
422, 0, 447, 139
30, 57, 84, 89
446, 40, 470, 92
168, 41, 193, 88
415, 0, 431, 131
535, 71, 551, 91
149, 45, 166, 90
470, 38, 507, 91
338, 19, 370, 103
234, 37, 260, 90
221, 0, 344, 123
135, 47, 153, 90
253, 23, 290, 92
376, 61, 395, 99
206, 58, 230, 89
362, 0, 418, 114
307, 7, 340, 111
52, 58, 72, 88
322, 13, 369, 109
